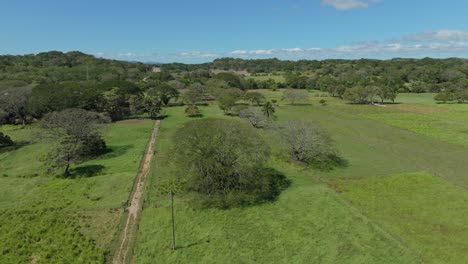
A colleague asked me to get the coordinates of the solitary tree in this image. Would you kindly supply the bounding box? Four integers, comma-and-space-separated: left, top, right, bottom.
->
275, 120, 338, 168
262, 101, 276, 118
173, 119, 288, 207
0, 87, 31, 125
282, 89, 310, 105
240, 107, 268, 128
42, 109, 108, 176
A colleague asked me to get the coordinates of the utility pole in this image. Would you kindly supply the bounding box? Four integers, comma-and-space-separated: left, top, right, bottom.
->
171, 191, 176, 250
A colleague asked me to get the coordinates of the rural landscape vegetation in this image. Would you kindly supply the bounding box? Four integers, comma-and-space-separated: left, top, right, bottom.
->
1, 1, 468, 263
1, 52, 468, 263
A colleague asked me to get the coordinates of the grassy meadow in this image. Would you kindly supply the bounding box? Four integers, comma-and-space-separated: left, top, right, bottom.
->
133, 90, 468, 263
0, 120, 154, 263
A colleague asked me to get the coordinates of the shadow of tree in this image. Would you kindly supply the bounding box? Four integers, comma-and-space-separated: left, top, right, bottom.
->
69, 164, 105, 178
177, 238, 210, 250
309, 154, 349, 172
0, 140, 30, 154
100, 144, 133, 159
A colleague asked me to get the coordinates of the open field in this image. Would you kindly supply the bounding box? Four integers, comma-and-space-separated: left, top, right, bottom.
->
332, 173, 468, 264
0, 120, 154, 263
133, 91, 468, 263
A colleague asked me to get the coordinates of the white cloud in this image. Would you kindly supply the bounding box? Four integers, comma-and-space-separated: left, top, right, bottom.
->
400, 30, 468, 43
227, 30, 468, 59
117, 52, 138, 58
175, 51, 217, 58
321, 0, 381, 11
92, 52, 105, 58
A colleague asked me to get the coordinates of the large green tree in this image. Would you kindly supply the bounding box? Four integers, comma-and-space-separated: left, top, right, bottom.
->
42, 109, 108, 176
173, 119, 288, 208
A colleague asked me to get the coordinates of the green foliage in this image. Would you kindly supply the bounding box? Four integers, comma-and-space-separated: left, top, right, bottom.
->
214, 72, 248, 90
217, 88, 243, 114
184, 105, 202, 117
261, 101, 276, 118
0, 51, 150, 83
173, 118, 287, 208
0, 132, 13, 148
275, 120, 342, 169
42, 109, 108, 176
244, 91, 265, 105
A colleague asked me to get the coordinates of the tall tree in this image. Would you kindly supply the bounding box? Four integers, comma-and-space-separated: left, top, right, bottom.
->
42, 109, 108, 176
0, 87, 31, 125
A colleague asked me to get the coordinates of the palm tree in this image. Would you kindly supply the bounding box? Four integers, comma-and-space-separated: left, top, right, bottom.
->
262, 101, 275, 118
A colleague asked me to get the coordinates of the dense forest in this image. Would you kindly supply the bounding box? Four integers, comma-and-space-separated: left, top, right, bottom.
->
1, 51, 467, 126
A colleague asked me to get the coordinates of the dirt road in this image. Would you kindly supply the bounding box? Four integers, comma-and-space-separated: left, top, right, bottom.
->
113, 120, 160, 264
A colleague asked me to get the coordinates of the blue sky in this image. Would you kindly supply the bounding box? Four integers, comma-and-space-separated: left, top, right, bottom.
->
1, 0, 468, 63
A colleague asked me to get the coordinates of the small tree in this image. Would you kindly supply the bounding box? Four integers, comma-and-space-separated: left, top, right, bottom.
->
244, 92, 265, 106
282, 89, 310, 105
239, 107, 268, 128
184, 105, 202, 117
275, 120, 341, 169
217, 89, 243, 115
182, 85, 204, 106
0, 132, 14, 148
262, 101, 276, 119
42, 109, 108, 176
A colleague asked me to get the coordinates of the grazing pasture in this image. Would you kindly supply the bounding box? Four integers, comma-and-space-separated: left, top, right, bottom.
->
133, 90, 468, 263
0, 120, 153, 263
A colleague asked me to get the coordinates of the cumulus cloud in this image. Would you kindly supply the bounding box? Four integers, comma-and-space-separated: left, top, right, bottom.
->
228, 30, 468, 59
175, 51, 217, 58
321, 0, 381, 11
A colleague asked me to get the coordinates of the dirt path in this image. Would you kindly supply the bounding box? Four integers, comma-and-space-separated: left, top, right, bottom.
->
113, 120, 160, 264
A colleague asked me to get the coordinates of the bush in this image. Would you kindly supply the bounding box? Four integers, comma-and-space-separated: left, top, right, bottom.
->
184, 105, 202, 117
0, 132, 14, 148
239, 107, 268, 128
275, 120, 344, 170
173, 119, 288, 208
319, 99, 327, 106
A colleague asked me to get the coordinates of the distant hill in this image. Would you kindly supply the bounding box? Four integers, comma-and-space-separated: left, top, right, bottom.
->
0, 51, 152, 88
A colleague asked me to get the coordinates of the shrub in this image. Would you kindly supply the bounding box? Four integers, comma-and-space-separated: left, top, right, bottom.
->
173, 119, 288, 208
275, 120, 345, 170
0, 132, 14, 148
239, 107, 268, 128
184, 105, 202, 117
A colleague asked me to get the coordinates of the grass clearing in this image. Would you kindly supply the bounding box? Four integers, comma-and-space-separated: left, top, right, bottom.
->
134, 105, 420, 264
134, 91, 468, 263
0, 120, 154, 263
332, 173, 468, 264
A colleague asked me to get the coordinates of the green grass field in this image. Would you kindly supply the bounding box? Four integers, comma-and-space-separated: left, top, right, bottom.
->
2, 90, 468, 263
0, 120, 154, 263
333, 173, 468, 264
133, 91, 468, 263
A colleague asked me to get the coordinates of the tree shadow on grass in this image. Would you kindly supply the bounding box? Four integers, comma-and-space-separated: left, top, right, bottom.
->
177, 238, 211, 250
68, 164, 105, 178
308, 154, 349, 172
99, 144, 133, 159
0, 140, 30, 154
